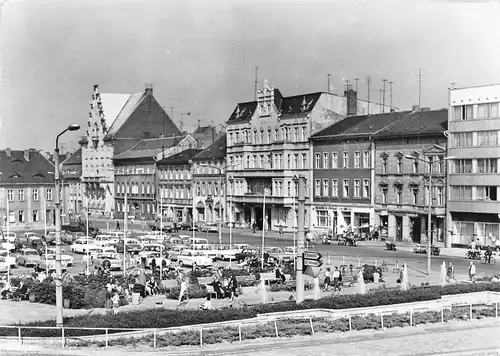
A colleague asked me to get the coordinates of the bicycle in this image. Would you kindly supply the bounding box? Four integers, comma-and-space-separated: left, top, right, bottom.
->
481, 254, 496, 265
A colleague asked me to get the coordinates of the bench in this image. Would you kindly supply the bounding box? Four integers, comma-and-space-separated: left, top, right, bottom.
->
197, 276, 217, 299
236, 275, 257, 286
259, 272, 281, 285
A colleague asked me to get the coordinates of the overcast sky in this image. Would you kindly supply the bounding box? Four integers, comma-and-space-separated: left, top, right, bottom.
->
1, 0, 500, 151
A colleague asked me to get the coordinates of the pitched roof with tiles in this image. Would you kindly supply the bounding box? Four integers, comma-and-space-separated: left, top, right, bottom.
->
113, 136, 188, 161
372, 109, 448, 139
193, 126, 216, 135
0, 150, 55, 185
101, 92, 145, 136
61, 148, 82, 166
156, 148, 202, 166
192, 134, 227, 161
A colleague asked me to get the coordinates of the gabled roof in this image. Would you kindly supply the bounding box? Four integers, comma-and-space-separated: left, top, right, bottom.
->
193, 126, 215, 135
192, 134, 227, 161
103, 92, 145, 136
227, 101, 258, 124
61, 148, 82, 166
280, 92, 322, 118
113, 136, 188, 161
0, 150, 54, 185
372, 109, 448, 139
156, 148, 202, 166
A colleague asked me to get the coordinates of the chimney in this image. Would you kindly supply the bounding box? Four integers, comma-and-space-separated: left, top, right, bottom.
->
344, 85, 357, 116
145, 84, 153, 95
24, 149, 30, 161
5, 148, 11, 157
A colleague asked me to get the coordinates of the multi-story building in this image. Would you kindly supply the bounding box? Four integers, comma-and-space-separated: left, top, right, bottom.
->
191, 134, 227, 224
156, 148, 202, 223
447, 84, 500, 248
192, 125, 221, 149
0, 149, 55, 230
61, 148, 83, 218
373, 110, 448, 244
112, 135, 196, 221
79, 84, 180, 218
226, 80, 394, 232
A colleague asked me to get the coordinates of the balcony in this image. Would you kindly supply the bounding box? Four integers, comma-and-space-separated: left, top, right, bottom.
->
448, 200, 500, 214
231, 194, 295, 206
229, 168, 304, 178
159, 198, 191, 206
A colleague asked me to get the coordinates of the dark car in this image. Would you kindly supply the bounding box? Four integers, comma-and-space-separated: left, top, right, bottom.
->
114, 239, 142, 254
61, 221, 100, 238
235, 249, 259, 263
412, 245, 440, 256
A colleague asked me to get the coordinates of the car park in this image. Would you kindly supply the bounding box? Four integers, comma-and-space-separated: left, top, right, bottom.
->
188, 244, 218, 260
93, 253, 122, 271
70, 238, 99, 254
214, 245, 237, 261
176, 250, 213, 267
16, 248, 40, 267
36, 254, 68, 272
235, 249, 260, 263
0, 249, 17, 267
115, 238, 142, 254
167, 245, 187, 261
0, 257, 9, 273
23, 232, 41, 244
44, 247, 74, 266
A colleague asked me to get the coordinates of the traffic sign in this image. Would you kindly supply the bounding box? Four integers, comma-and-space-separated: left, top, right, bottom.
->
303, 252, 322, 260
304, 259, 323, 267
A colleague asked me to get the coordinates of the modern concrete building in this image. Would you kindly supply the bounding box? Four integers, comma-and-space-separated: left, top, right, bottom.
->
225, 80, 394, 232
0, 149, 56, 230
79, 84, 180, 218
447, 84, 500, 248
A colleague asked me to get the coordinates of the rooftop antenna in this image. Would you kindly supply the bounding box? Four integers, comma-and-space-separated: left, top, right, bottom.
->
451, 82, 456, 89
327, 74, 331, 94
254, 67, 259, 101
379, 89, 383, 112
367, 76, 371, 115
418, 68, 422, 108
388, 81, 394, 110
355, 78, 360, 92
382, 79, 387, 113
211, 120, 215, 142
343, 79, 351, 91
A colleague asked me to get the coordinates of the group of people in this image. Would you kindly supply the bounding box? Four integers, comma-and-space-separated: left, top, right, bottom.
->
322, 266, 343, 293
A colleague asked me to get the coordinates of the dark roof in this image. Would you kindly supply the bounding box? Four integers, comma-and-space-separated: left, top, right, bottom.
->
192, 134, 227, 161
0, 150, 55, 185
193, 126, 215, 135
372, 109, 448, 139
113, 136, 187, 161
227, 101, 258, 123
156, 148, 202, 166
61, 148, 82, 166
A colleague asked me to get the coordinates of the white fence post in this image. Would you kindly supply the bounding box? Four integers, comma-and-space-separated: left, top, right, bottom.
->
348, 316, 352, 331
328, 254, 331, 265
441, 306, 444, 323
309, 317, 314, 335
61, 327, 65, 348
274, 320, 279, 338
380, 314, 384, 329
17, 327, 21, 345
469, 304, 473, 320
105, 329, 108, 348
342, 256, 345, 266
409, 310, 413, 326
238, 323, 242, 342
199, 327, 203, 347
153, 329, 157, 349
358, 257, 361, 267
496, 302, 498, 318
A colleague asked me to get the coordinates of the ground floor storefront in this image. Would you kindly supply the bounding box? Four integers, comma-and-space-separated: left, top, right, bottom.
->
312, 205, 373, 236
447, 211, 500, 248
374, 209, 445, 245
231, 203, 309, 232
194, 200, 224, 224
161, 205, 192, 223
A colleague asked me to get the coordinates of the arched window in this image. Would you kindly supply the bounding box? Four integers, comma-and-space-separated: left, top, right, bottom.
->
146, 183, 151, 195
141, 183, 145, 195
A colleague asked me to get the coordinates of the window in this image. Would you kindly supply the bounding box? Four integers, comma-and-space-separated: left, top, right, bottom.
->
332, 152, 338, 168
354, 152, 361, 168
343, 152, 349, 168
332, 179, 338, 197
294, 127, 299, 141
228, 133, 233, 146
253, 130, 257, 144
32, 189, 39, 202
315, 179, 321, 196
246, 155, 251, 169
363, 151, 370, 168
452, 105, 473, 120
343, 179, 349, 197
412, 189, 418, 204
477, 130, 498, 146
287, 181, 291, 196
322, 179, 329, 197
294, 154, 299, 169
18, 210, 24, 223
395, 187, 403, 204
363, 179, 370, 198
287, 154, 291, 169
315, 153, 321, 168
453, 132, 473, 147
32, 210, 39, 222
477, 158, 497, 173
260, 130, 264, 144
267, 129, 272, 143
18, 190, 24, 202
323, 153, 329, 169
381, 188, 388, 203
354, 179, 360, 197
302, 154, 307, 169
141, 183, 145, 195
451, 186, 473, 200
453, 159, 472, 174
274, 129, 279, 142
476, 186, 498, 201
397, 158, 403, 174
301, 126, 307, 141
317, 210, 328, 227
278, 154, 283, 169
46, 189, 53, 201
382, 158, 388, 174
244, 130, 249, 143
477, 103, 499, 119
437, 186, 444, 205
413, 160, 419, 173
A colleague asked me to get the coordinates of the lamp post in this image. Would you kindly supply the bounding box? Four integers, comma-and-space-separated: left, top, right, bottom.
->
108, 168, 128, 275
228, 176, 234, 268
54, 124, 80, 327
404, 154, 454, 277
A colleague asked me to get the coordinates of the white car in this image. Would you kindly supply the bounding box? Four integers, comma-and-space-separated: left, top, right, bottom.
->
94, 253, 122, 270
0, 257, 9, 273
16, 248, 40, 267
176, 249, 213, 267
45, 248, 74, 266
0, 240, 15, 252
214, 245, 237, 261
188, 244, 218, 260
90, 247, 117, 259
139, 244, 163, 258
0, 249, 17, 268
70, 238, 99, 254
2, 232, 16, 243
36, 254, 68, 272
23, 232, 41, 243
143, 251, 170, 269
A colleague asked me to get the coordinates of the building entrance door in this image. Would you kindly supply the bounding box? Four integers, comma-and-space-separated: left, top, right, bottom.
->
410, 217, 421, 243
395, 216, 403, 242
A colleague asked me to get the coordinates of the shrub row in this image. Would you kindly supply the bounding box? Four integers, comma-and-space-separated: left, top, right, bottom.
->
3, 281, 499, 338
69, 304, 498, 348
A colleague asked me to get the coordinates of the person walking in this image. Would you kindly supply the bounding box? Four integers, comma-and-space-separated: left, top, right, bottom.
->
332, 266, 341, 293
111, 291, 120, 314
177, 276, 189, 306
323, 267, 332, 292
469, 261, 476, 281
446, 261, 455, 282
116, 220, 120, 230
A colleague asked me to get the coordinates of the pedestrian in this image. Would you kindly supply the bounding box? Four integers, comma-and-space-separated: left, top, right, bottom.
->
229, 274, 238, 304
177, 276, 189, 305
105, 284, 113, 313
469, 261, 476, 281
200, 293, 212, 310
323, 267, 332, 292
495, 238, 500, 254
150, 257, 157, 274
111, 291, 120, 314
279, 225, 283, 238
252, 220, 256, 234
116, 220, 120, 230
332, 266, 341, 292
446, 261, 455, 282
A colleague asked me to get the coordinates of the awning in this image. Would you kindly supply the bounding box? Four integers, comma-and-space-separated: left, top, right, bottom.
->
214, 202, 224, 210
196, 201, 205, 209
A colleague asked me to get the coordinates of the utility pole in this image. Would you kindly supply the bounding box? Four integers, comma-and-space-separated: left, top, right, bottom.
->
254, 67, 259, 101
418, 68, 422, 108
355, 78, 360, 92
379, 89, 383, 113
382, 79, 387, 113
367, 76, 371, 115
296, 175, 306, 304
388, 81, 394, 111
327, 74, 331, 94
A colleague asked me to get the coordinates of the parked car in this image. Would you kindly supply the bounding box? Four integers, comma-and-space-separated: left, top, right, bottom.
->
176, 250, 213, 267
93, 253, 122, 271
0, 239, 15, 252
115, 238, 142, 254
36, 254, 68, 272
188, 244, 218, 260
201, 222, 219, 233
23, 232, 41, 244
1, 232, 17, 243
70, 238, 99, 254
180, 221, 192, 230
413, 244, 440, 256
16, 248, 40, 267
61, 220, 100, 237
167, 245, 187, 261
0, 257, 9, 273
214, 245, 237, 261
233, 243, 251, 252
0, 249, 17, 267
139, 244, 164, 257
61, 232, 82, 244
235, 249, 260, 263
43, 247, 74, 266
143, 251, 169, 269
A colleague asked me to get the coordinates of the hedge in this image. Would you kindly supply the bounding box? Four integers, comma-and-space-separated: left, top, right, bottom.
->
2, 281, 499, 338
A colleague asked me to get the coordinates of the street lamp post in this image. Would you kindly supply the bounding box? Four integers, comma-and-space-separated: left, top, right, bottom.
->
54, 124, 80, 327
405, 154, 454, 277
